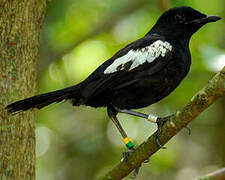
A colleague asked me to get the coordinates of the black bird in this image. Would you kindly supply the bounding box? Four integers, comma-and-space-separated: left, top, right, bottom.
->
6, 6, 221, 177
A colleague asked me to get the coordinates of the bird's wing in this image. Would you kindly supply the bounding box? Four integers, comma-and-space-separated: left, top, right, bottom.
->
103, 38, 172, 74
81, 35, 173, 97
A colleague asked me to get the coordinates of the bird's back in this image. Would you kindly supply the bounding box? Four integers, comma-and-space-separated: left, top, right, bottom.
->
80, 35, 191, 109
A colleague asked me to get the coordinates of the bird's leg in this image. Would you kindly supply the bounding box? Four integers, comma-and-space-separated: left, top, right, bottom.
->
107, 107, 141, 178
107, 107, 134, 158
116, 108, 173, 148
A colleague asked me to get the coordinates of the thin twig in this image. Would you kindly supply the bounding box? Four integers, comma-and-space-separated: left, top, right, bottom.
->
195, 167, 225, 180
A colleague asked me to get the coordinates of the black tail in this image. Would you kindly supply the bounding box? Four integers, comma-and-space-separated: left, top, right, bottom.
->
6, 84, 82, 114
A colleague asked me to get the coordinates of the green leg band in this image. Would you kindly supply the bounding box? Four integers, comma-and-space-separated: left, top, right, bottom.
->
126, 141, 134, 149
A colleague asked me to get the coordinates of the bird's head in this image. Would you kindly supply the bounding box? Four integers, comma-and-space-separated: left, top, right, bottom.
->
149, 6, 221, 42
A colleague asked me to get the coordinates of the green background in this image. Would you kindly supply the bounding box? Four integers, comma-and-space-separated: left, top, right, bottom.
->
36, 0, 225, 179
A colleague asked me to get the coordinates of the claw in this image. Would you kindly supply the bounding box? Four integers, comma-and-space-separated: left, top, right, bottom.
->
122, 147, 135, 164
130, 165, 141, 179
155, 116, 171, 149
184, 125, 191, 136
156, 127, 166, 149
122, 147, 142, 179
144, 158, 150, 163
122, 152, 131, 165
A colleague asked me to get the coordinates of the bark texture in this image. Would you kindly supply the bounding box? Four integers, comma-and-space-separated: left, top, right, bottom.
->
0, 1, 46, 179
100, 66, 225, 180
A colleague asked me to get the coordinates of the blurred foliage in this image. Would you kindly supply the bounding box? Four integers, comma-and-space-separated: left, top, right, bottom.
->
36, 0, 225, 179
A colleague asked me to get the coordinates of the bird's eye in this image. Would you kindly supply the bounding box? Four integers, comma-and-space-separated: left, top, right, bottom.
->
175, 14, 186, 23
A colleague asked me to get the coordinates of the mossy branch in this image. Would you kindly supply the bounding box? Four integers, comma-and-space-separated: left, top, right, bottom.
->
99, 66, 225, 180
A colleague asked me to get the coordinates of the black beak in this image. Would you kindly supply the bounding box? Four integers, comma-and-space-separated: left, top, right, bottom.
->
203, 15, 222, 23
188, 15, 221, 25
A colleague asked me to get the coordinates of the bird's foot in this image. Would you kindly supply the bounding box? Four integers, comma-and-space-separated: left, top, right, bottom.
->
155, 115, 173, 149
122, 147, 135, 165
122, 147, 149, 179
122, 147, 140, 178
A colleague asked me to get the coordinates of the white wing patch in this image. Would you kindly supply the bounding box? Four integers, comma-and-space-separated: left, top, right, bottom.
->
104, 40, 172, 74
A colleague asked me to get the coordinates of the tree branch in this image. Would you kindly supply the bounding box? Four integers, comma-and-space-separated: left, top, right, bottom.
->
99, 66, 225, 180
195, 168, 225, 180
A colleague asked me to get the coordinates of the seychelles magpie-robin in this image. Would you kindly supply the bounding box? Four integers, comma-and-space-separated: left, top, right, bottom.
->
6, 6, 221, 177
